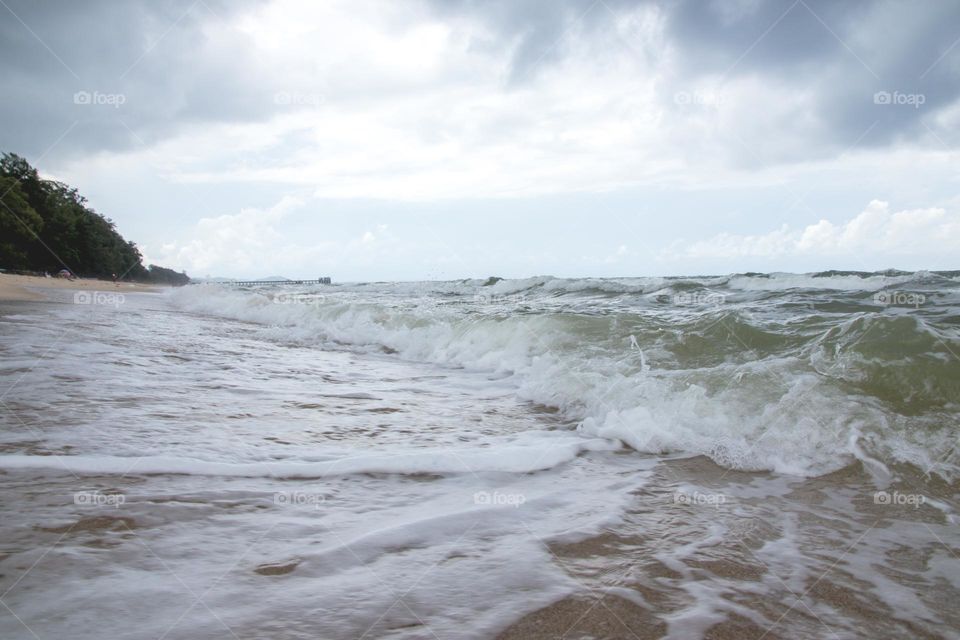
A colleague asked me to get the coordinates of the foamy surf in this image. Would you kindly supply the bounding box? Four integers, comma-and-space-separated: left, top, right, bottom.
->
2, 274, 957, 640
0, 436, 620, 477
168, 271, 960, 479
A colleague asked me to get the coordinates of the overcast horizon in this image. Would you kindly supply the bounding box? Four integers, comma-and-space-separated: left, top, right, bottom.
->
2, 0, 959, 281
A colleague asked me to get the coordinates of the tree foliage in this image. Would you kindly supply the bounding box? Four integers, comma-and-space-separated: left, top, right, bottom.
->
0, 152, 188, 284
147, 264, 190, 286
0, 176, 44, 270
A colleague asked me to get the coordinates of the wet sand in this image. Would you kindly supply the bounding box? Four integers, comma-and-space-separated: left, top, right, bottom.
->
495, 457, 959, 640
0, 273, 163, 301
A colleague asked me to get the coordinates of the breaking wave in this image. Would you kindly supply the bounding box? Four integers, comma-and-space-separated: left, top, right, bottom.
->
168, 271, 960, 478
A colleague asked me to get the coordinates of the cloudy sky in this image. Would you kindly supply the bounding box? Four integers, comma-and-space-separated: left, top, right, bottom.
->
2, 0, 958, 280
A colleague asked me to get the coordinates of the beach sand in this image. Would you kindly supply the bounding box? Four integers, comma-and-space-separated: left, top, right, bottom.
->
0, 273, 163, 302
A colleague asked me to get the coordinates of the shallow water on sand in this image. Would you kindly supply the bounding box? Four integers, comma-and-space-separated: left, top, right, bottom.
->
0, 275, 958, 639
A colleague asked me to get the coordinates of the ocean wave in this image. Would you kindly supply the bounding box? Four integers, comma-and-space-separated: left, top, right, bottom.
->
726, 272, 918, 292
305, 270, 950, 296
168, 277, 960, 479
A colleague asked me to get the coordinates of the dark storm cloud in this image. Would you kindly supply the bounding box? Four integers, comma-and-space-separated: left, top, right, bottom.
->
664, 0, 868, 72
2, 0, 958, 165
426, 0, 639, 82
661, 0, 960, 148
0, 0, 271, 160
429, 0, 960, 149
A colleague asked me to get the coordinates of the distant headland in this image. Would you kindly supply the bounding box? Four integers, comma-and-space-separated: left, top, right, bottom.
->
0, 152, 189, 286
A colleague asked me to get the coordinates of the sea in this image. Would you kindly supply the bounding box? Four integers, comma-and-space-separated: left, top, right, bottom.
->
1, 271, 958, 639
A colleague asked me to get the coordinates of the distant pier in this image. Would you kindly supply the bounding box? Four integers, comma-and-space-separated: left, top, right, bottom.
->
227, 278, 331, 286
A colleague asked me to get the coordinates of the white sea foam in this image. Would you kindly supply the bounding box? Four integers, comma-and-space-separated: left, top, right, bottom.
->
726, 272, 916, 291
0, 435, 619, 477
163, 282, 952, 479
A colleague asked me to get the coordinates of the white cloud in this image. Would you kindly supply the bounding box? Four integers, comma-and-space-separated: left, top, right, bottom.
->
672, 200, 960, 259
112, 0, 956, 203
154, 34, 673, 199
604, 245, 630, 264
144, 195, 304, 273
142, 195, 424, 278
103, 0, 948, 202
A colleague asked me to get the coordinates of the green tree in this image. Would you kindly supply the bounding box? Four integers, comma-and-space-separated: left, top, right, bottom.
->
0, 152, 185, 283
146, 264, 190, 285
0, 176, 44, 270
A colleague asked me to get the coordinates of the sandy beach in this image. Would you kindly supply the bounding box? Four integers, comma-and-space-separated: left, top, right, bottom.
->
0, 273, 164, 302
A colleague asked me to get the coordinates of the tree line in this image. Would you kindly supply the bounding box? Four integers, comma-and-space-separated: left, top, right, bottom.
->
0, 152, 189, 285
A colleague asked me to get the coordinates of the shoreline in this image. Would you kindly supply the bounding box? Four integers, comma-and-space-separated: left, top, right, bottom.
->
0, 273, 165, 302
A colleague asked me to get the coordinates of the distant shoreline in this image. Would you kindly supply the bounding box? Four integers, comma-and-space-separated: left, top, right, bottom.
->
0, 273, 165, 302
